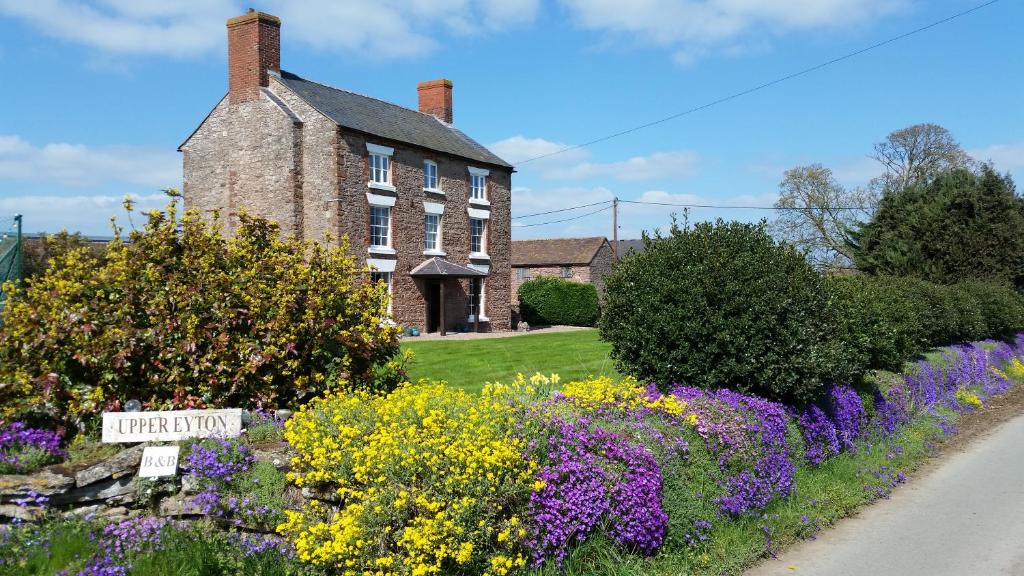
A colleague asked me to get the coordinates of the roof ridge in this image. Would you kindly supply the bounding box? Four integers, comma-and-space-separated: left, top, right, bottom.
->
512, 236, 607, 242
280, 70, 453, 126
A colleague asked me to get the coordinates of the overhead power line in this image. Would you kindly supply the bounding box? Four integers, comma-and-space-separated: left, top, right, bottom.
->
512, 0, 1002, 166
512, 199, 612, 220
620, 199, 871, 211
513, 204, 612, 228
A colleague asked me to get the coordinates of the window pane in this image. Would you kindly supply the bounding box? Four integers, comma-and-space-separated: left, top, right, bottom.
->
371, 154, 390, 184
424, 161, 437, 190
470, 218, 484, 253
371, 206, 390, 247
470, 174, 486, 199
467, 278, 484, 318
424, 214, 439, 251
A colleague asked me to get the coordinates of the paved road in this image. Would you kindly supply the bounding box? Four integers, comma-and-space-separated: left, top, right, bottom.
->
747, 414, 1024, 576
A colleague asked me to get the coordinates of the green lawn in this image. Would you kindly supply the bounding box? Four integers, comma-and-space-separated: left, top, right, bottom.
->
401, 329, 621, 392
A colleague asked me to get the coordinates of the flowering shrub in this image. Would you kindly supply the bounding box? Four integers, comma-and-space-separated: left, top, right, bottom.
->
827, 385, 867, 452
798, 406, 840, 466
274, 339, 1024, 573
179, 437, 287, 531
0, 193, 401, 429
279, 381, 536, 576
669, 387, 796, 516
0, 421, 65, 473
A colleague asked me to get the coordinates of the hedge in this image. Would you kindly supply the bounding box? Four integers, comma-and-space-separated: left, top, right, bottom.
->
518, 277, 599, 327
827, 275, 1024, 372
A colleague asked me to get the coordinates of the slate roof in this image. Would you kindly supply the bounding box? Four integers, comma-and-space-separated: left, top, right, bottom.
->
616, 239, 647, 256
512, 237, 609, 267
277, 71, 512, 169
409, 257, 488, 278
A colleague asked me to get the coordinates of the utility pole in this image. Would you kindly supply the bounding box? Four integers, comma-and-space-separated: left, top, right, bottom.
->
611, 197, 619, 261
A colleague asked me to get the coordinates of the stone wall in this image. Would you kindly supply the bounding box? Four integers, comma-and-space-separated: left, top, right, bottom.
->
509, 240, 616, 304
181, 93, 303, 238
0, 442, 292, 529
511, 265, 590, 305
589, 240, 616, 302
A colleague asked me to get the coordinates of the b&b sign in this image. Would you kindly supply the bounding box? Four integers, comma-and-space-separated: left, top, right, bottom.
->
138, 445, 180, 478
102, 408, 243, 443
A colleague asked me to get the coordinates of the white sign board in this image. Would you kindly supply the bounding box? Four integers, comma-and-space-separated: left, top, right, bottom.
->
138, 445, 180, 478
102, 409, 243, 443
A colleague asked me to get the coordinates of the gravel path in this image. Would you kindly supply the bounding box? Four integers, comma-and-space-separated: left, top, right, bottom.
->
747, 413, 1024, 576
404, 325, 592, 341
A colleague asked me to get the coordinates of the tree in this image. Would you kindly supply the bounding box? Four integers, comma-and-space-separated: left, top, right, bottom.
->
772, 123, 972, 268
771, 165, 876, 268
872, 123, 974, 194
851, 165, 1024, 289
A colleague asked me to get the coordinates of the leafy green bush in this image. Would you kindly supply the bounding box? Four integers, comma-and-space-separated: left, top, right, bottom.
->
960, 280, 1024, 340
518, 276, 599, 327
827, 275, 1024, 371
0, 193, 402, 430
827, 275, 927, 373
600, 220, 849, 403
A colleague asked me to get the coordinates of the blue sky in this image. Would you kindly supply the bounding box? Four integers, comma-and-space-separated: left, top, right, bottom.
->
0, 0, 1021, 240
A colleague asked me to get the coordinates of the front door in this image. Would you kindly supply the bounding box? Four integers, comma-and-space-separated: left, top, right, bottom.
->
426, 281, 441, 333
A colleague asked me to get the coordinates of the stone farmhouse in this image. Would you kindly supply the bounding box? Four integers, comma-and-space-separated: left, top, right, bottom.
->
179, 10, 514, 334
511, 237, 616, 302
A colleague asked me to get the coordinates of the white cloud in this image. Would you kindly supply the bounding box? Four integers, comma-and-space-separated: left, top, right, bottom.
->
560, 0, 907, 62
546, 150, 700, 181
489, 135, 590, 167
491, 135, 699, 182
971, 143, 1024, 175
0, 0, 232, 58
512, 185, 614, 218
0, 135, 180, 188
0, 0, 540, 59
0, 193, 170, 235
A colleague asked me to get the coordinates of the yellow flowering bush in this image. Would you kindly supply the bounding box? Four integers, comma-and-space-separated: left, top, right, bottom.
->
955, 389, 983, 409
279, 381, 536, 576
561, 375, 691, 419
0, 192, 401, 427
1006, 358, 1024, 381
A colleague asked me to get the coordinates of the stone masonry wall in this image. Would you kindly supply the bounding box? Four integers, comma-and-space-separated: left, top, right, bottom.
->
589, 241, 615, 302
511, 265, 591, 305
330, 130, 512, 332
181, 94, 302, 237
182, 80, 512, 332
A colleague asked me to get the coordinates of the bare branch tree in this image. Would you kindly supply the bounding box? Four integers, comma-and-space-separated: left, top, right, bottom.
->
771, 164, 876, 268
873, 123, 974, 193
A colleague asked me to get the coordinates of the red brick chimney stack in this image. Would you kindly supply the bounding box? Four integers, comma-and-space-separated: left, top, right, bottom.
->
227, 9, 281, 104
417, 79, 453, 124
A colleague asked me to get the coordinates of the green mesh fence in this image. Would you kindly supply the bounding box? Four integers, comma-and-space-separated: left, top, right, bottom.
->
0, 215, 23, 311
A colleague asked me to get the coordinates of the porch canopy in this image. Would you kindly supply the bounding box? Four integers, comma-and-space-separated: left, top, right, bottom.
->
409, 257, 487, 336
409, 257, 487, 278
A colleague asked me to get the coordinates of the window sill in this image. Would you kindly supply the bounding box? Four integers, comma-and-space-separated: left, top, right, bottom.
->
468, 198, 490, 207
423, 249, 447, 257
424, 187, 444, 195
469, 252, 490, 261
368, 246, 396, 256
368, 181, 396, 192
467, 315, 490, 323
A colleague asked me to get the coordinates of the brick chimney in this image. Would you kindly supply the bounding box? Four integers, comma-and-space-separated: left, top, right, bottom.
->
417, 79, 453, 124
227, 10, 281, 104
